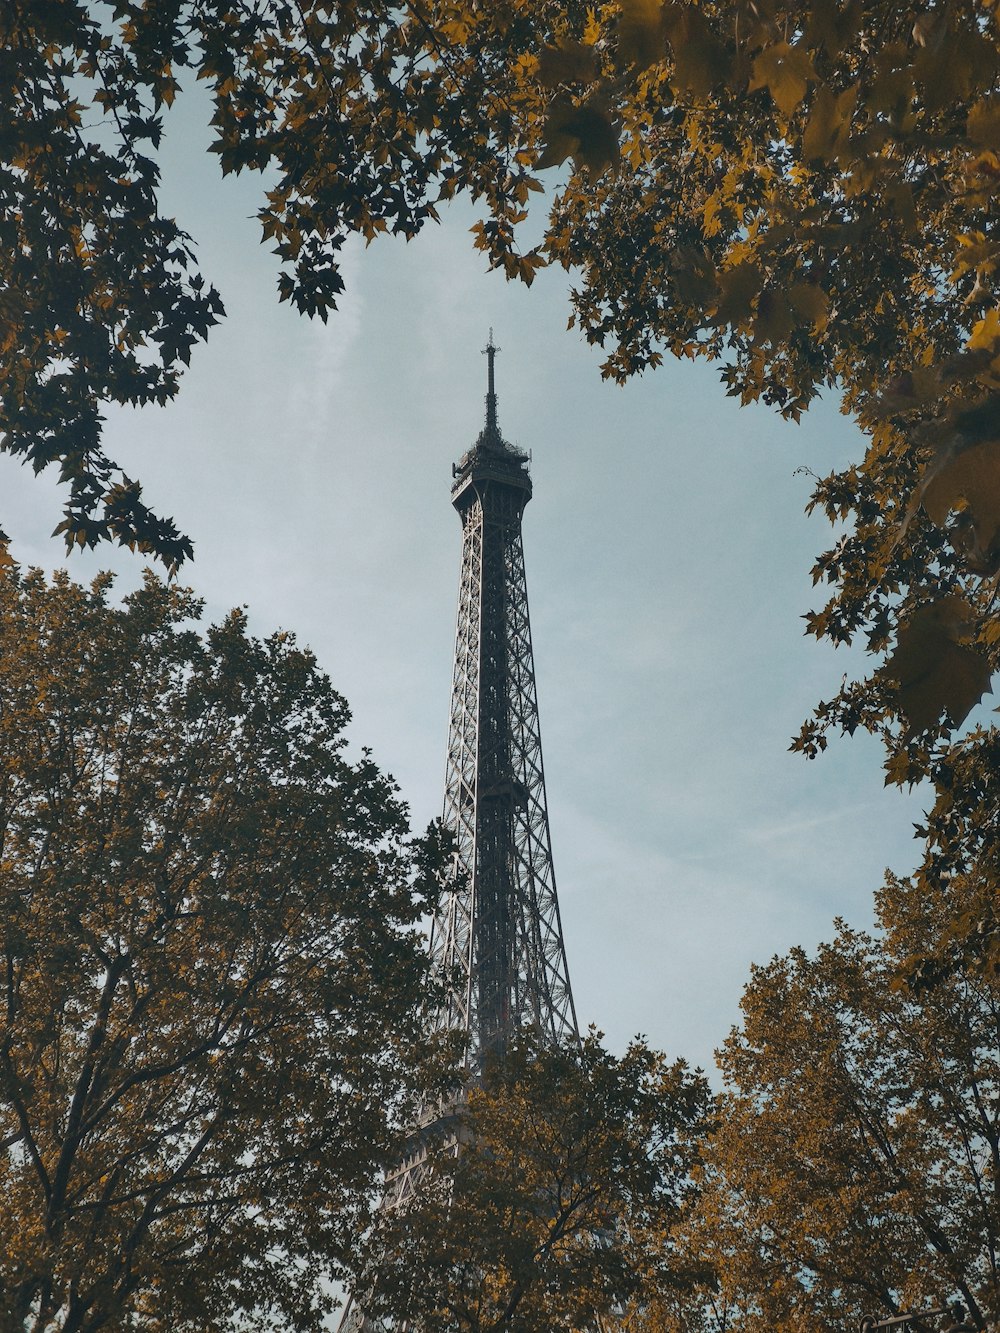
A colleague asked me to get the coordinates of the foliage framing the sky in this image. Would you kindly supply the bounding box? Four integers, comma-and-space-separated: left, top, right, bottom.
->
0, 566, 440, 1332
645, 872, 1000, 1333
4, 0, 1000, 968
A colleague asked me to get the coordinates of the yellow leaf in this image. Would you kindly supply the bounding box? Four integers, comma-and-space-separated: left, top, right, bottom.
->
884, 596, 992, 735
970, 97, 1000, 149
617, 0, 665, 71
950, 232, 999, 282
749, 41, 816, 118
700, 191, 720, 236
969, 308, 1000, 351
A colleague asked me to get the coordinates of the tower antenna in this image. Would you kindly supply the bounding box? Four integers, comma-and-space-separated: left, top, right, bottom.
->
483, 328, 501, 438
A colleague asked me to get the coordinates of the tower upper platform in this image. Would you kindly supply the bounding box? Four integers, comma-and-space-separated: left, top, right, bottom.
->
451, 333, 531, 509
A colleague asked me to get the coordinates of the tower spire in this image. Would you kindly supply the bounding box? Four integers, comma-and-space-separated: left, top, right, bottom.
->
482, 328, 501, 440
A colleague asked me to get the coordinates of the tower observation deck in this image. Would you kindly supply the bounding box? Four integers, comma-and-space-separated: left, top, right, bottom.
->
338, 334, 578, 1331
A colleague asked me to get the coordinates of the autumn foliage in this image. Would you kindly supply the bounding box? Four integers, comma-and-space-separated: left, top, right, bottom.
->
0, 568, 438, 1332
353, 1032, 713, 1333
4, 3, 999, 796
5, 4, 1000, 1324
645, 873, 1000, 1333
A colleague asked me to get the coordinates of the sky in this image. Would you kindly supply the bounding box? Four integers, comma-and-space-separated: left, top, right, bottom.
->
2, 88, 931, 1079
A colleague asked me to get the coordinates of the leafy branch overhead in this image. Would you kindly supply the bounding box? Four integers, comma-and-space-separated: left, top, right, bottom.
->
5, 2, 1000, 958
531, 0, 1000, 784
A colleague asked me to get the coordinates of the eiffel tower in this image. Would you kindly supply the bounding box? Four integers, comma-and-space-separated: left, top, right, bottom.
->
339, 334, 578, 1329
428, 331, 578, 1067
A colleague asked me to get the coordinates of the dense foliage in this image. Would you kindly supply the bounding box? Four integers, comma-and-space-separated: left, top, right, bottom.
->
6, 6, 1000, 1325
0, 567, 440, 1332
5, 1, 998, 791
639, 871, 1000, 1333
353, 1032, 713, 1333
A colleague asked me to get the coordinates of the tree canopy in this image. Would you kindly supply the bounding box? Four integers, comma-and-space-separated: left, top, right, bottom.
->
352, 1031, 714, 1333
6, 2, 996, 551
652, 870, 1000, 1333
0, 566, 441, 1333
6, 2, 1000, 941
4, 0, 996, 722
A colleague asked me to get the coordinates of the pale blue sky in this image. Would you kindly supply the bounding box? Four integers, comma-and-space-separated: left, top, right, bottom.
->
2, 89, 929, 1076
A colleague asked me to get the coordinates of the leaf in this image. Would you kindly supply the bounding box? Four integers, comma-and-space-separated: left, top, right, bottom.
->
950, 232, 1000, 283
663, 6, 729, 98
911, 10, 946, 51
803, 1, 863, 59
968, 308, 1000, 351
886, 180, 917, 233
922, 438, 1000, 566
788, 281, 829, 331
801, 84, 857, 163
749, 42, 816, 118
883, 595, 992, 735
753, 288, 794, 345
968, 97, 1000, 149
537, 39, 600, 87
883, 749, 919, 787
670, 244, 717, 308
617, 0, 665, 71
538, 96, 619, 176
712, 261, 764, 327
913, 28, 986, 113
870, 365, 943, 419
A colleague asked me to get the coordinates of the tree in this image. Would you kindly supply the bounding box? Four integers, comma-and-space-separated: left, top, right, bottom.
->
351, 1031, 714, 1333
655, 871, 1000, 1333
2, 0, 539, 566
8, 3, 997, 566
0, 566, 443, 1333
7, 0, 1000, 962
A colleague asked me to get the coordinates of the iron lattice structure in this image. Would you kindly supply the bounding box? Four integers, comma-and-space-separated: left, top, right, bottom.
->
428, 337, 578, 1065
339, 337, 578, 1332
